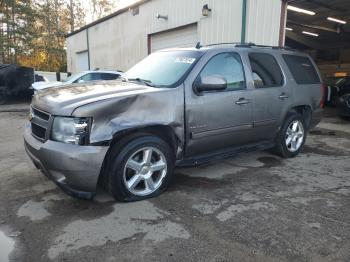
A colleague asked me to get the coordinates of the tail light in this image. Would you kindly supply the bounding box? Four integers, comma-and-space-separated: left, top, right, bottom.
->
320, 83, 327, 108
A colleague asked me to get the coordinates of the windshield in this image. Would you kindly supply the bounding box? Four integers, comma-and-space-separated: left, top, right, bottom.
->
123, 50, 202, 87
62, 73, 82, 82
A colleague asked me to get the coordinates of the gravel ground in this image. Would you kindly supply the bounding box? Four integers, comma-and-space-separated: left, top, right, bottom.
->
0, 103, 350, 262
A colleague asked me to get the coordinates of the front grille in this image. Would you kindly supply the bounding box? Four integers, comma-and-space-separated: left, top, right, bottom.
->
30, 106, 51, 141
32, 107, 50, 121
31, 123, 46, 139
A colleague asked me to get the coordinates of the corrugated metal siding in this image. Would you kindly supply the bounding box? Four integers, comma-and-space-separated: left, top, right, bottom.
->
150, 24, 198, 52
67, 0, 282, 73
245, 0, 281, 46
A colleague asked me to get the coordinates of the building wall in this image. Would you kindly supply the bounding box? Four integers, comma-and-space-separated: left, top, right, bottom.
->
246, 0, 282, 45
67, 0, 282, 73
66, 30, 88, 73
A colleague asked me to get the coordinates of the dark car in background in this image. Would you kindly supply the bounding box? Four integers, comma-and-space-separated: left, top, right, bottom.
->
0, 64, 34, 101
329, 77, 350, 119
336, 94, 350, 118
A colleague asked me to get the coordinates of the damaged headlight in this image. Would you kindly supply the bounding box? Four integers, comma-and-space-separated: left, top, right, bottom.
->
51, 117, 91, 145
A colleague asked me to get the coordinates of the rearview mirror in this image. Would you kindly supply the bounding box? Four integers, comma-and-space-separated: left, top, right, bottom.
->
193, 75, 227, 94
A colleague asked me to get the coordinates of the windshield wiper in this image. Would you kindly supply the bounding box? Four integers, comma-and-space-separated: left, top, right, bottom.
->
124, 77, 156, 87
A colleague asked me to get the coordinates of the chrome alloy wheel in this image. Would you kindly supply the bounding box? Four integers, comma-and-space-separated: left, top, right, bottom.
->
285, 120, 304, 152
123, 147, 167, 196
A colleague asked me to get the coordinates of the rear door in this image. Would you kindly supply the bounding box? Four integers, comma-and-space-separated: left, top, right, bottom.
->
185, 51, 255, 157
246, 52, 292, 141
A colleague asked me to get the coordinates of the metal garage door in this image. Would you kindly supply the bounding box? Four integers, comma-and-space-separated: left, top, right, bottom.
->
76, 51, 89, 72
151, 24, 198, 53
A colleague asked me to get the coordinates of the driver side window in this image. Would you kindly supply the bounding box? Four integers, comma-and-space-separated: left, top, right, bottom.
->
197, 52, 246, 91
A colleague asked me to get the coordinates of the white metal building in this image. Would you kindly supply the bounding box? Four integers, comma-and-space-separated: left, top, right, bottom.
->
66, 0, 286, 73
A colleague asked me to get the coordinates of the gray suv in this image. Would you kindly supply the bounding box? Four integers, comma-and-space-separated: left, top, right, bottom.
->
24, 43, 324, 201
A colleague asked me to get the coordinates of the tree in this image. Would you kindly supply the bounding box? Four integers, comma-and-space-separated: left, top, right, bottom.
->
89, 0, 117, 21
0, 0, 36, 64
66, 0, 86, 32
1, 0, 117, 71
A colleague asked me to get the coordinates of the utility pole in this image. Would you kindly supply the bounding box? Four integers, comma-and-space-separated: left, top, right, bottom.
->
69, 0, 74, 32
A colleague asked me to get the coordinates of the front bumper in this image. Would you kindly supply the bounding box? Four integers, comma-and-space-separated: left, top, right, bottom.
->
24, 123, 108, 199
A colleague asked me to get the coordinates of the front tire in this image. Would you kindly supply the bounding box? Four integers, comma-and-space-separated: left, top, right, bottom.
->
273, 112, 307, 158
105, 135, 175, 202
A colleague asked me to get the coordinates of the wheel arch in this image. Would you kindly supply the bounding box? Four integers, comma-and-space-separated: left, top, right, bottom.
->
284, 104, 312, 129
98, 124, 180, 193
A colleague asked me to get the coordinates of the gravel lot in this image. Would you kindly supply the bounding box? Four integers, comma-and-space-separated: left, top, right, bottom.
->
1, 103, 350, 262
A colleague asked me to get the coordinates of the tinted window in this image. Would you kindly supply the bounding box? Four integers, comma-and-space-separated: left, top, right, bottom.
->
198, 52, 245, 91
78, 73, 101, 82
283, 55, 320, 84
101, 73, 119, 80
249, 53, 283, 88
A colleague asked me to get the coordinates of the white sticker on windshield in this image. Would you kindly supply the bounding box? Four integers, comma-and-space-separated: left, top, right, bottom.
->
175, 57, 196, 64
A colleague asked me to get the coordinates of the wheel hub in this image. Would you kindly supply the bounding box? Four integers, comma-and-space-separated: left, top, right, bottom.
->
123, 147, 167, 196
285, 120, 304, 152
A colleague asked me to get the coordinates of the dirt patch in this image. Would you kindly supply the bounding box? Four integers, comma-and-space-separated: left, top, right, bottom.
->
257, 157, 282, 168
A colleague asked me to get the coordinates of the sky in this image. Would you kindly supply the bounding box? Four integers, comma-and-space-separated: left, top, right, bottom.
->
83, 0, 141, 24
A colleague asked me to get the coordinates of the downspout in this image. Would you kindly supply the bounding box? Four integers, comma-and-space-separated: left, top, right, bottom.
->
241, 0, 247, 43
86, 28, 91, 70
279, 0, 288, 47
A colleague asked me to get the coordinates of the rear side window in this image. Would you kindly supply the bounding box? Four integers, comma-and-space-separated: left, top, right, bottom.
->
101, 73, 119, 80
248, 53, 284, 88
283, 55, 320, 84
79, 73, 101, 82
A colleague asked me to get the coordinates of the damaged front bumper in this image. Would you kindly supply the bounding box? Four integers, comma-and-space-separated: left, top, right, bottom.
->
24, 123, 108, 199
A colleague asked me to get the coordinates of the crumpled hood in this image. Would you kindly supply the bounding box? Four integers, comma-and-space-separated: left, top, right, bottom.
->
32, 80, 160, 115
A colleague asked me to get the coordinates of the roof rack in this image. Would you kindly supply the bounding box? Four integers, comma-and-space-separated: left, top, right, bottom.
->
195, 42, 295, 51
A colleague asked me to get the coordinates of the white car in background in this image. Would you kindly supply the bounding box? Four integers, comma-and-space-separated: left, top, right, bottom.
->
32, 70, 123, 92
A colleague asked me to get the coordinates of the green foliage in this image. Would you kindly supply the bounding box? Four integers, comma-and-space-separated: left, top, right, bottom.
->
0, 0, 116, 72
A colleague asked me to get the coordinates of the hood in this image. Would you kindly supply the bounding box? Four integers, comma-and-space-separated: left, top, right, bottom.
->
32, 81, 63, 90
32, 80, 162, 115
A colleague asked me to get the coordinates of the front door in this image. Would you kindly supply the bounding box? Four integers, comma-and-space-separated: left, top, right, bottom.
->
184, 51, 254, 157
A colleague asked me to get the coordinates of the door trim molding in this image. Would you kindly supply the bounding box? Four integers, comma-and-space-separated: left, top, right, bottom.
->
191, 124, 252, 139
253, 119, 277, 128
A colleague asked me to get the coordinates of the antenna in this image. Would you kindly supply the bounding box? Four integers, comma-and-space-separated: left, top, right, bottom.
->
195, 42, 201, 49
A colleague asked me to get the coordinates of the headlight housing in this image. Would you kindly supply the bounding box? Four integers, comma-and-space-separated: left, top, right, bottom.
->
51, 117, 91, 145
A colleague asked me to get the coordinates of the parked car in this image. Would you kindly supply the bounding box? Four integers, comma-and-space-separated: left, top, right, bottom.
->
32, 70, 123, 92
336, 94, 350, 119
0, 64, 34, 99
336, 77, 350, 96
24, 43, 324, 201
323, 76, 348, 106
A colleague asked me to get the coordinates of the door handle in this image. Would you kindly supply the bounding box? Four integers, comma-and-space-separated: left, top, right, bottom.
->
279, 93, 289, 100
235, 98, 251, 105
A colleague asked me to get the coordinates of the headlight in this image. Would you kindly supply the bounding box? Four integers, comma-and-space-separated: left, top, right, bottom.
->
51, 117, 91, 145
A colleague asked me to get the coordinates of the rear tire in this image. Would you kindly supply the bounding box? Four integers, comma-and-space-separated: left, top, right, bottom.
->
273, 112, 307, 158
105, 134, 175, 202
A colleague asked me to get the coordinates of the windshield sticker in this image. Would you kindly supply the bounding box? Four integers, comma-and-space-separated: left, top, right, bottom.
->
175, 57, 196, 64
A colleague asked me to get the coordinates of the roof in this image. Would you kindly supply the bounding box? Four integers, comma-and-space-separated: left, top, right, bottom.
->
65, 0, 151, 38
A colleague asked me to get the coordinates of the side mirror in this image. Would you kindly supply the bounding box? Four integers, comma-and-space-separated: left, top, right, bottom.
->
193, 75, 227, 94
